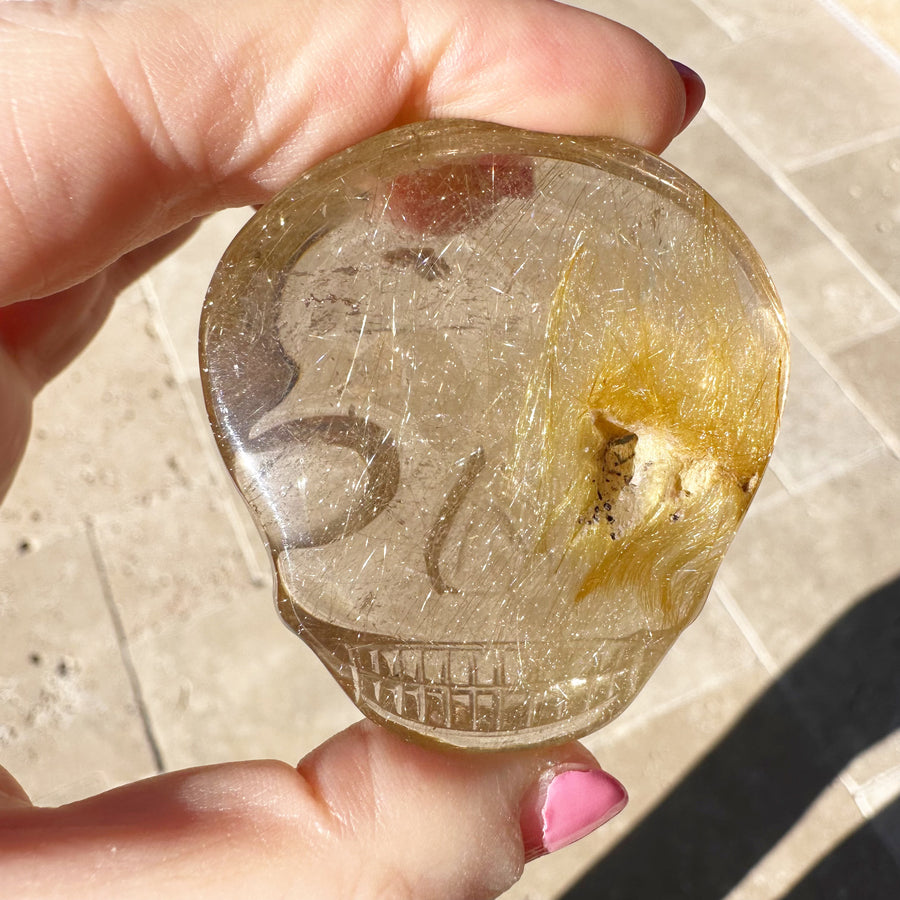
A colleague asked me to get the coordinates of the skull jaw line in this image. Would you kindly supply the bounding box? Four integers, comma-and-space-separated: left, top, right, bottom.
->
276, 589, 677, 748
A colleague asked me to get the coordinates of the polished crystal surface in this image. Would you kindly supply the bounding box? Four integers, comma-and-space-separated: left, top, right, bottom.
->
199, 119, 789, 750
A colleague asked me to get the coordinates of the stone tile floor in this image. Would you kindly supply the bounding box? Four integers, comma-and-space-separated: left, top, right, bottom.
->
2, 0, 899, 897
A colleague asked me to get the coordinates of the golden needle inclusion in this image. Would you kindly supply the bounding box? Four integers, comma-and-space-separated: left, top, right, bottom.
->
199, 119, 789, 750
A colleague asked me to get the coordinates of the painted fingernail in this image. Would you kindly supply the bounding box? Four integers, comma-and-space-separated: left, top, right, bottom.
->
522, 768, 628, 861
671, 60, 706, 132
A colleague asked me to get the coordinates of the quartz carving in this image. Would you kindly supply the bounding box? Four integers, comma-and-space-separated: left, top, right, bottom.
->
199, 119, 789, 750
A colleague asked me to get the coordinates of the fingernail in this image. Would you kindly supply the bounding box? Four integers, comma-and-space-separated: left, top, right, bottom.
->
670, 60, 706, 132
521, 768, 628, 861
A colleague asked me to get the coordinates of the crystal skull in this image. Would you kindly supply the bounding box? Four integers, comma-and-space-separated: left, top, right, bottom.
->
199, 119, 789, 750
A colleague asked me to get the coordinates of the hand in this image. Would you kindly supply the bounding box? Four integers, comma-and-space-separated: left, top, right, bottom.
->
0, 2, 702, 897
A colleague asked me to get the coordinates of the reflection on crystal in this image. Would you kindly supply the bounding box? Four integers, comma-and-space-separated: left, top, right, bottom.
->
200, 119, 789, 750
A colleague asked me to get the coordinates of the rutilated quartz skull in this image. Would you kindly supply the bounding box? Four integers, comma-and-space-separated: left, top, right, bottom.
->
199, 119, 789, 750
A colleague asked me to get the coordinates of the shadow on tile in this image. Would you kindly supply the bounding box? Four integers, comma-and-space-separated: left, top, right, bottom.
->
783, 796, 900, 899
561, 574, 900, 899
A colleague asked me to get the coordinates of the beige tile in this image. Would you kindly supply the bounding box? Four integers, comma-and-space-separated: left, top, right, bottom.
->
569, 0, 731, 60
768, 241, 900, 354
663, 116, 822, 264
720, 449, 900, 665
768, 338, 883, 492
185, 374, 272, 584
792, 137, 900, 296
587, 662, 771, 788
92, 487, 254, 639
144, 207, 254, 382
727, 779, 865, 900
92, 486, 356, 770
594, 593, 760, 737
701, 12, 900, 169
0, 532, 157, 805
128, 593, 360, 771
0, 283, 210, 551
833, 323, 900, 443
840, 0, 900, 52
691, 0, 823, 42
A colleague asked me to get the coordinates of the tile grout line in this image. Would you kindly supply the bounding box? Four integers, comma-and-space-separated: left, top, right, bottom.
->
769, 442, 886, 498
715, 579, 779, 676
815, 0, 900, 76
702, 100, 900, 463
720, 568, 888, 824
702, 100, 900, 316
838, 772, 877, 821
783, 123, 900, 173
138, 275, 267, 586
717, 578, 883, 824
685, 0, 743, 43
84, 518, 166, 774
823, 313, 900, 357
743, 484, 791, 519
137, 275, 219, 450
787, 315, 900, 463
722, 535, 896, 823
851, 761, 900, 817
592, 658, 765, 744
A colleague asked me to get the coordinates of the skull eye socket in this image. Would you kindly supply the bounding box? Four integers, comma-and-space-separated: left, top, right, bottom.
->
244, 414, 400, 550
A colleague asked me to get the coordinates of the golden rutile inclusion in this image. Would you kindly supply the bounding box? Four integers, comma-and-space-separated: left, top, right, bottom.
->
200, 119, 789, 750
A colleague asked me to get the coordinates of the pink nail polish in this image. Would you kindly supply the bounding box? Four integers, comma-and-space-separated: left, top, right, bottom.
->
522, 768, 628, 861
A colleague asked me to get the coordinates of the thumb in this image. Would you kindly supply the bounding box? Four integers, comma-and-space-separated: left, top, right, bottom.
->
0, 721, 627, 900
296, 722, 627, 897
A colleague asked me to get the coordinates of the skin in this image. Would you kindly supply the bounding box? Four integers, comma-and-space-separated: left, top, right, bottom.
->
0, 1, 702, 897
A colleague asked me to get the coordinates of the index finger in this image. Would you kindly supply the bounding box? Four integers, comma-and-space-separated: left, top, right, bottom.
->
0, 0, 694, 306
